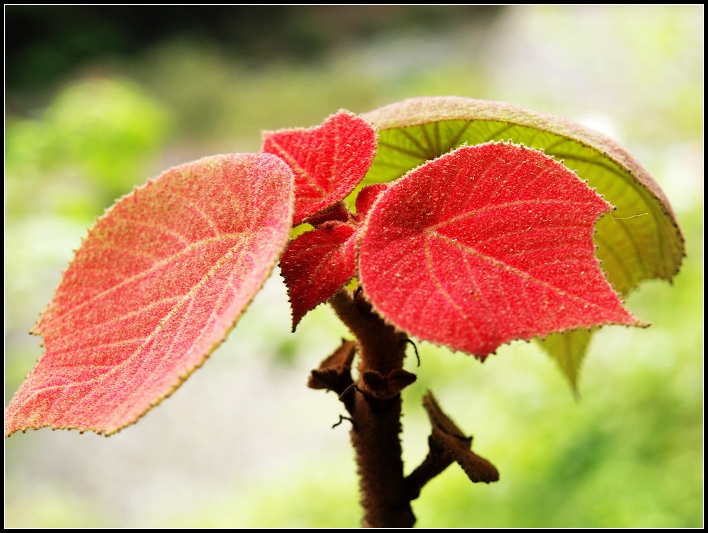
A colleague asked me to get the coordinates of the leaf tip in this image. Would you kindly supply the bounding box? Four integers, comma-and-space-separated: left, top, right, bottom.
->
290, 310, 304, 333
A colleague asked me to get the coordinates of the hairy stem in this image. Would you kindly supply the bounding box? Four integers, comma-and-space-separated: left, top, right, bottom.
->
320, 289, 499, 527
329, 289, 416, 528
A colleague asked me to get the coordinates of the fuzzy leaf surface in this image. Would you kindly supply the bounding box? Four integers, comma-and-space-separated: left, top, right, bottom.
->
5, 153, 294, 436
280, 183, 388, 328
263, 110, 377, 226
281, 222, 358, 330
360, 143, 641, 358
355, 183, 388, 221
363, 96, 684, 378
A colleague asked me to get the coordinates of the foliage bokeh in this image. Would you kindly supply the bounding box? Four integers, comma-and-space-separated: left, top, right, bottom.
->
5, 6, 703, 527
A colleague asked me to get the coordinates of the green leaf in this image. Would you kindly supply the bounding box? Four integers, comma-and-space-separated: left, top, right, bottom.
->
362, 96, 685, 387
538, 329, 593, 396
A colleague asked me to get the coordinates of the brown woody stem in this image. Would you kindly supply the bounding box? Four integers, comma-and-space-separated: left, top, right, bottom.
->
329, 288, 416, 528
313, 289, 499, 527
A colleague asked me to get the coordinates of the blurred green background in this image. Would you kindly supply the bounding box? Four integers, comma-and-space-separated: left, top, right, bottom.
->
4, 6, 703, 527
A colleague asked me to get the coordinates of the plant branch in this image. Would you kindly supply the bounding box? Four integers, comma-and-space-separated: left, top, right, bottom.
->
313, 290, 498, 527
329, 288, 416, 528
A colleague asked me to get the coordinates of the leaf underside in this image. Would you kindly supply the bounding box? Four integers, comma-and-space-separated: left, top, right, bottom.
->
362, 97, 684, 380
538, 329, 593, 395
360, 142, 641, 359
5, 153, 294, 436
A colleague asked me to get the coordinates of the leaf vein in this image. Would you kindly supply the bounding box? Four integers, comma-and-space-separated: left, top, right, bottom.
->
268, 138, 326, 196
49, 233, 248, 324
431, 232, 616, 313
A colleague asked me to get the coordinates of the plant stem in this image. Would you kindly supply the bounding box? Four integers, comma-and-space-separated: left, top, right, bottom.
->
329, 289, 416, 528
322, 289, 499, 527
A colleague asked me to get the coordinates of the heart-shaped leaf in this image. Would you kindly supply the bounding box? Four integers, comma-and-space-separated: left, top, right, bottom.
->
263, 110, 377, 226
280, 184, 388, 329
280, 222, 358, 331
362, 97, 684, 380
359, 143, 642, 358
5, 153, 294, 436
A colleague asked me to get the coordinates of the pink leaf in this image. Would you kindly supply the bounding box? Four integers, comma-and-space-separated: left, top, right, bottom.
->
280, 222, 358, 330
359, 143, 642, 358
5, 153, 294, 436
262, 110, 377, 226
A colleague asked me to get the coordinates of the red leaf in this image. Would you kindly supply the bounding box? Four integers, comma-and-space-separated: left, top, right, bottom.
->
359, 143, 641, 358
306, 201, 353, 226
355, 183, 388, 222
262, 110, 377, 226
280, 184, 388, 329
280, 222, 358, 330
5, 153, 294, 436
